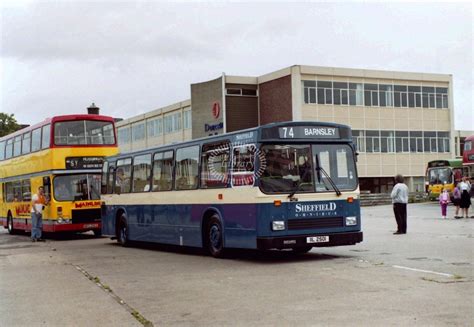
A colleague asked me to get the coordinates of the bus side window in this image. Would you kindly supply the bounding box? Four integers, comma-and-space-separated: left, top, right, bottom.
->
106, 164, 115, 194
175, 146, 199, 190
152, 151, 174, 191
201, 141, 230, 189
115, 158, 132, 194
132, 154, 152, 193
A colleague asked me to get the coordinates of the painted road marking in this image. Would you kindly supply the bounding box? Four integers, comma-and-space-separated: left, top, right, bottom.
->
392, 265, 454, 277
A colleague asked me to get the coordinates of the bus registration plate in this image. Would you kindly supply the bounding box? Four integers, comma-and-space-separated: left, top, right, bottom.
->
306, 236, 329, 243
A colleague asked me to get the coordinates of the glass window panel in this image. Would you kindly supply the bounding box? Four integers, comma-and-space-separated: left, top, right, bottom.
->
201, 142, 230, 188
364, 84, 378, 90
5, 139, 13, 159
0, 141, 5, 160
309, 88, 316, 104
41, 125, 50, 149
325, 89, 332, 104
317, 88, 325, 104
333, 89, 341, 105
304, 81, 316, 87
415, 93, 422, 107
232, 145, 256, 186
175, 146, 199, 190
13, 135, 22, 157
401, 93, 408, 107
408, 86, 421, 92
408, 93, 415, 107
364, 91, 371, 106
152, 151, 174, 191
22, 132, 31, 154
333, 82, 348, 89
132, 154, 152, 192
115, 158, 132, 194
394, 85, 407, 92
317, 81, 332, 88
341, 89, 348, 105
31, 128, 41, 152
371, 91, 378, 106
394, 92, 401, 107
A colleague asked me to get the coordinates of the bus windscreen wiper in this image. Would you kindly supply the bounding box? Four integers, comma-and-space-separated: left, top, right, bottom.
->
315, 154, 342, 196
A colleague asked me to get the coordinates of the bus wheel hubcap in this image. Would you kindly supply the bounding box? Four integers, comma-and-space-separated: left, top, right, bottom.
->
210, 225, 221, 249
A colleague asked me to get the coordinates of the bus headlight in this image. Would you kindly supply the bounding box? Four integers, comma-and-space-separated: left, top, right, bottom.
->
57, 218, 63, 224
272, 221, 285, 231
346, 216, 357, 226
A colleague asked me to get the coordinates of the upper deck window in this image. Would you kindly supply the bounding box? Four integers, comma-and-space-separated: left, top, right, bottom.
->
54, 120, 115, 145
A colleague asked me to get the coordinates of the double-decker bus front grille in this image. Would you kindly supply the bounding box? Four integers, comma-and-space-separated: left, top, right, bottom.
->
287, 217, 344, 230
72, 209, 101, 224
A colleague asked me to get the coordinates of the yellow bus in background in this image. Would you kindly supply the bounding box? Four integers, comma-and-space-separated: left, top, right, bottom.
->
425, 159, 466, 200
0, 114, 118, 235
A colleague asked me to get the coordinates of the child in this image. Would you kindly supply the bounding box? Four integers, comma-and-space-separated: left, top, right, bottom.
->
439, 188, 450, 219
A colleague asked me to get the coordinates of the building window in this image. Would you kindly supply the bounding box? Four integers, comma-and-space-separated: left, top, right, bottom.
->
333, 82, 349, 105
317, 81, 333, 105
117, 127, 131, 146
349, 83, 364, 106
132, 123, 145, 142
226, 88, 257, 96
303, 81, 317, 104
164, 112, 182, 134
379, 85, 393, 107
183, 110, 192, 129
147, 117, 163, 138
394, 85, 408, 108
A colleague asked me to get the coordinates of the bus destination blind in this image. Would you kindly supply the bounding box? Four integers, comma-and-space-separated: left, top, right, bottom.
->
278, 126, 339, 139
66, 157, 104, 169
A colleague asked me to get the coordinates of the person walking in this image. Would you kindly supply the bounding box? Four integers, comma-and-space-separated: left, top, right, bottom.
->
458, 177, 471, 218
391, 174, 409, 234
31, 186, 48, 242
439, 188, 450, 219
452, 185, 462, 218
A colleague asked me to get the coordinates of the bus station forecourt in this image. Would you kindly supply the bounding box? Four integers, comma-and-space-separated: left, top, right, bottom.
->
0, 201, 472, 326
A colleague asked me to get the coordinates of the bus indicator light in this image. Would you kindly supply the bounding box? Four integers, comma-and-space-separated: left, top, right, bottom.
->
347, 197, 354, 203
218, 194, 223, 200
274, 200, 282, 207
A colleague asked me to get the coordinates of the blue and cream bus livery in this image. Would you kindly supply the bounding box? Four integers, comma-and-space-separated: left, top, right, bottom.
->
101, 121, 363, 257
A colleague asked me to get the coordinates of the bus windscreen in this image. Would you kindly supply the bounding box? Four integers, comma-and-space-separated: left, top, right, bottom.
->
259, 143, 357, 194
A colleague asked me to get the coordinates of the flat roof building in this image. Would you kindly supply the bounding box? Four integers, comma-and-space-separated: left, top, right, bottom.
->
116, 64, 456, 193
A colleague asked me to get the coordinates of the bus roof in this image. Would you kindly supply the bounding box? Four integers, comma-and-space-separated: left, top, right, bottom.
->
427, 159, 463, 168
0, 114, 115, 142
108, 121, 353, 161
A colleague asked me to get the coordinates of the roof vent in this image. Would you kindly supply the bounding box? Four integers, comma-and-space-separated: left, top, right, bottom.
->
87, 103, 100, 115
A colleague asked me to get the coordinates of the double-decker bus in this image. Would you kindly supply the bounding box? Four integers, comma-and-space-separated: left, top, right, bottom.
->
462, 135, 474, 178
101, 121, 362, 257
425, 159, 467, 200
0, 114, 118, 235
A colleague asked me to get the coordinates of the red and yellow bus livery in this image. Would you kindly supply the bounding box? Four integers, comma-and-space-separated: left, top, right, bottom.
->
0, 113, 118, 235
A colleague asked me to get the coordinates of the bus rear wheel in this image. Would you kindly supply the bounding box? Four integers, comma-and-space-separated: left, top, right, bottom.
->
7, 214, 16, 235
117, 215, 129, 247
206, 215, 226, 258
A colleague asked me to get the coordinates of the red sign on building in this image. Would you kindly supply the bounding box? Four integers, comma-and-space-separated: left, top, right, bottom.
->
212, 102, 220, 119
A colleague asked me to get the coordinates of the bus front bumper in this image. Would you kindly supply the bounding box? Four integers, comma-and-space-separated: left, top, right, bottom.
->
257, 231, 363, 250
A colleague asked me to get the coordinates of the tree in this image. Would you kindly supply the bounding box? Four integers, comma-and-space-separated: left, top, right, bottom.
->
0, 113, 21, 137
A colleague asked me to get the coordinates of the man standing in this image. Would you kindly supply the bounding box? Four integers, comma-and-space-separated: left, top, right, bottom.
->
391, 174, 409, 235
31, 186, 48, 242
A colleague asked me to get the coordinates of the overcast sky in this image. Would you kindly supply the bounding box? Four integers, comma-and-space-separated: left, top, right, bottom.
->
0, 1, 472, 130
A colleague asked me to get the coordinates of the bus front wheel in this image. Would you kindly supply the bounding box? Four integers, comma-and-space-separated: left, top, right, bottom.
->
117, 216, 129, 247
7, 214, 16, 235
206, 215, 226, 258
